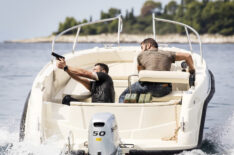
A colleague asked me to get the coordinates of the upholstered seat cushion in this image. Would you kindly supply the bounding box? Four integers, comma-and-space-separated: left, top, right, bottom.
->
138, 70, 190, 84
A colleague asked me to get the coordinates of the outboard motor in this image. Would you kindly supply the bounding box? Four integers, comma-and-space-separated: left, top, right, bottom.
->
88, 112, 119, 155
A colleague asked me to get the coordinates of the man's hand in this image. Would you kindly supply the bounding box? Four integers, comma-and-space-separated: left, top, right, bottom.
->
175, 52, 195, 74
189, 68, 195, 74
56, 58, 66, 69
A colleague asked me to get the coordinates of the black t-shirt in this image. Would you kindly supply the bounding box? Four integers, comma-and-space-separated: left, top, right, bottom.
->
90, 72, 115, 103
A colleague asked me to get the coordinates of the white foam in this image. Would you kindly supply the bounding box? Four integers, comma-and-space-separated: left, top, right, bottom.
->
0, 128, 61, 155
217, 112, 234, 154
178, 149, 207, 155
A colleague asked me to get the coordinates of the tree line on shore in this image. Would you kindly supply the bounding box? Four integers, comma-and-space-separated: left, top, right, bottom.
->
54, 0, 234, 36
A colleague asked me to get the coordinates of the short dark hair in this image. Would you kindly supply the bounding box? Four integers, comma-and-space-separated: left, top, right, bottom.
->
141, 38, 158, 48
95, 63, 109, 73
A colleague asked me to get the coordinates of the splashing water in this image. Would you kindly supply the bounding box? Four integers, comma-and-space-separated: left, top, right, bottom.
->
213, 112, 234, 155
177, 112, 234, 155
1, 113, 234, 155
0, 127, 61, 155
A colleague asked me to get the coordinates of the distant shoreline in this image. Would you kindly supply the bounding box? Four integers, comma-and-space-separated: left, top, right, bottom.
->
5, 33, 234, 44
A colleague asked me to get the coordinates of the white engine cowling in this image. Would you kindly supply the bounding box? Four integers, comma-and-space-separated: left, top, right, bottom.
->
88, 112, 119, 155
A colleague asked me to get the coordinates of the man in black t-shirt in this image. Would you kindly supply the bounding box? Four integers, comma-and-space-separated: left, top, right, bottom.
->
90, 72, 115, 103
57, 59, 115, 105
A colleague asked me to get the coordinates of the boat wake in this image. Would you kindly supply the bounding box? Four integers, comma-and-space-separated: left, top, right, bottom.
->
178, 112, 234, 155
0, 127, 61, 155
1, 112, 234, 155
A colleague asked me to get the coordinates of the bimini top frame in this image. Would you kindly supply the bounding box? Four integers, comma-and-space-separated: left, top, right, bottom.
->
152, 14, 203, 64
51, 15, 122, 55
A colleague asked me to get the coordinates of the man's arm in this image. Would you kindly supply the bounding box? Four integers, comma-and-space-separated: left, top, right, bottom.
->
175, 52, 195, 74
66, 66, 92, 91
56, 59, 98, 91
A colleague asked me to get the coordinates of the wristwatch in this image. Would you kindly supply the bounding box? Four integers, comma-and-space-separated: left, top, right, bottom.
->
63, 65, 68, 71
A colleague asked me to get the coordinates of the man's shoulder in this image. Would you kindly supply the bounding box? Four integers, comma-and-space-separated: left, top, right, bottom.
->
138, 50, 152, 57
96, 72, 113, 81
158, 50, 176, 56
158, 49, 175, 54
97, 72, 110, 77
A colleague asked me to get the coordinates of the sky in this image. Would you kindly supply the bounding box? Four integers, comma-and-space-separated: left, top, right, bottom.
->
0, 0, 177, 42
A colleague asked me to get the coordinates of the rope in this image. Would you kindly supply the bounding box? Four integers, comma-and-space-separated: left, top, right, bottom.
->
162, 101, 180, 141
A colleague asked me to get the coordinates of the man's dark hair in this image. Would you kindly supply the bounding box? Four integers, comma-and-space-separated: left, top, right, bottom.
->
95, 63, 109, 73
141, 38, 158, 48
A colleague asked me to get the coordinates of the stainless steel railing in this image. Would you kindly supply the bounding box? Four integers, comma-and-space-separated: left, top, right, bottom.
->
51, 15, 122, 54
152, 13, 203, 63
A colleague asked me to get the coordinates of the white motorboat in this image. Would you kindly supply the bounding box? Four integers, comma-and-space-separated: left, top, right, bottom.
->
20, 15, 215, 155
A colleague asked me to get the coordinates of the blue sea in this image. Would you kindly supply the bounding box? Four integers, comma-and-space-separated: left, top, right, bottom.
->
0, 42, 234, 154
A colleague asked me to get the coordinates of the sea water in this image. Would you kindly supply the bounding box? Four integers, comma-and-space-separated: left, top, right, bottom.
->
0, 42, 234, 155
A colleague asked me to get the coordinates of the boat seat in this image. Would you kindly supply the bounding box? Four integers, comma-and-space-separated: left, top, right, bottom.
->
138, 70, 190, 84
137, 70, 189, 102
109, 62, 137, 80
63, 78, 91, 100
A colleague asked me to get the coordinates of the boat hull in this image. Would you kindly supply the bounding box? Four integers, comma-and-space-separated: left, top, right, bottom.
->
19, 46, 215, 154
